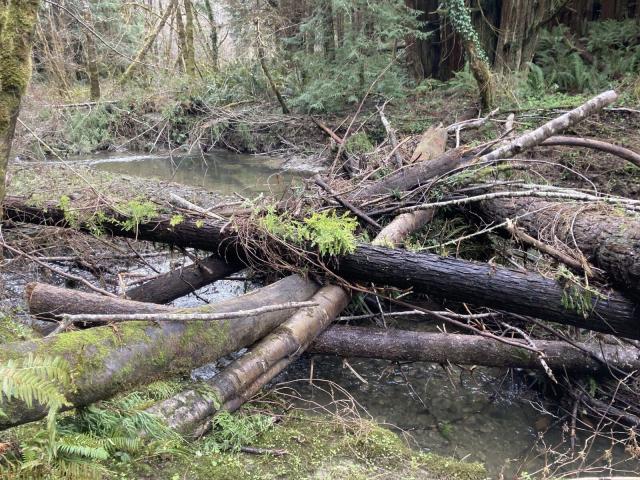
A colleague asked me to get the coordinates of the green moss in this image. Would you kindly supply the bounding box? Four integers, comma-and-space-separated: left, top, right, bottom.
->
0, 313, 34, 343
117, 411, 487, 480
414, 452, 487, 480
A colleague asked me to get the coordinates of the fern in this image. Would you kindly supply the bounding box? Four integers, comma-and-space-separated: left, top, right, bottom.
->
0, 354, 71, 423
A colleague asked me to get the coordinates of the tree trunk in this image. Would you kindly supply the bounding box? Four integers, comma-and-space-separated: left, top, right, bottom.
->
174, 1, 187, 71
202, 0, 218, 69
442, 0, 495, 109
476, 197, 640, 301
81, 0, 101, 101
495, 0, 548, 73
321, 0, 335, 60
0, 275, 318, 430
309, 325, 640, 372
182, 0, 196, 77
5, 195, 640, 338
125, 255, 241, 304
147, 284, 349, 435
0, 0, 40, 212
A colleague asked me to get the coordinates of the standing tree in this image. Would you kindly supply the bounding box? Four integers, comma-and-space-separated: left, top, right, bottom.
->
81, 0, 100, 101
495, 0, 569, 73
0, 0, 41, 210
441, 0, 495, 109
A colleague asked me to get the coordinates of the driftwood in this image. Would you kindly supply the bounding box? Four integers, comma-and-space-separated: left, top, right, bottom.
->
10, 197, 640, 338
0, 276, 318, 430
308, 325, 640, 372
126, 254, 240, 304
147, 284, 350, 435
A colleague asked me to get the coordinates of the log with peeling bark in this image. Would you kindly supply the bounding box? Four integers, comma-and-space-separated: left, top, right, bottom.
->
11, 197, 640, 338
477, 197, 640, 300
308, 325, 640, 372
126, 254, 241, 304
0, 275, 318, 430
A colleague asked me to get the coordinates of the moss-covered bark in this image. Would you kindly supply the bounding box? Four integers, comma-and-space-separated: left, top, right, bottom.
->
0, 275, 318, 430
0, 0, 40, 209
182, 0, 196, 77
81, 0, 100, 100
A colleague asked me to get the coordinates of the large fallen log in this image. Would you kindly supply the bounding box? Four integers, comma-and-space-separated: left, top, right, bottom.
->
125, 254, 241, 303
308, 325, 640, 372
140, 207, 437, 435
11, 197, 640, 338
477, 197, 640, 300
0, 275, 318, 430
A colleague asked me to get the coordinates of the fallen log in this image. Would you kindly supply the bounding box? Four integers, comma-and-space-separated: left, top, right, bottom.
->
146, 284, 350, 435
477, 197, 640, 300
126, 254, 241, 304
12, 197, 640, 338
308, 325, 640, 372
540, 136, 640, 169
337, 244, 640, 339
0, 275, 318, 430
353, 90, 618, 199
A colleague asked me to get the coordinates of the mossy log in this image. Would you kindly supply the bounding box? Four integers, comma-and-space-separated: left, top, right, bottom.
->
309, 325, 640, 372
6, 196, 640, 338
0, 275, 318, 430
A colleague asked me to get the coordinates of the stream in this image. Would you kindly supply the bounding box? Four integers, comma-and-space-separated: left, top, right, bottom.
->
22, 150, 635, 478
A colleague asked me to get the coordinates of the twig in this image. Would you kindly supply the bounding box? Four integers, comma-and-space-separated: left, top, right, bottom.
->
59, 301, 318, 325
1, 241, 117, 297
505, 218, 599, 278
239, 446, 288, 456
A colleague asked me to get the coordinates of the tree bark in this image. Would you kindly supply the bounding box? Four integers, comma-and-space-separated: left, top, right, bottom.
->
6, 196, 640, 338
182, 0, 196, 77
126, 254, 241, 304
495, 0, 548, 73
0, 0, 41, 211
477, 197, 640, 301
308, 325, 640, 372
81, 0, 101, 101
0, 275, 318, 430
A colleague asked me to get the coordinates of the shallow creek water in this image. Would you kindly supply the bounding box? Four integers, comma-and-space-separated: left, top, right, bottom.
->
86, 150, 312, 196
24, 151, 633, 477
